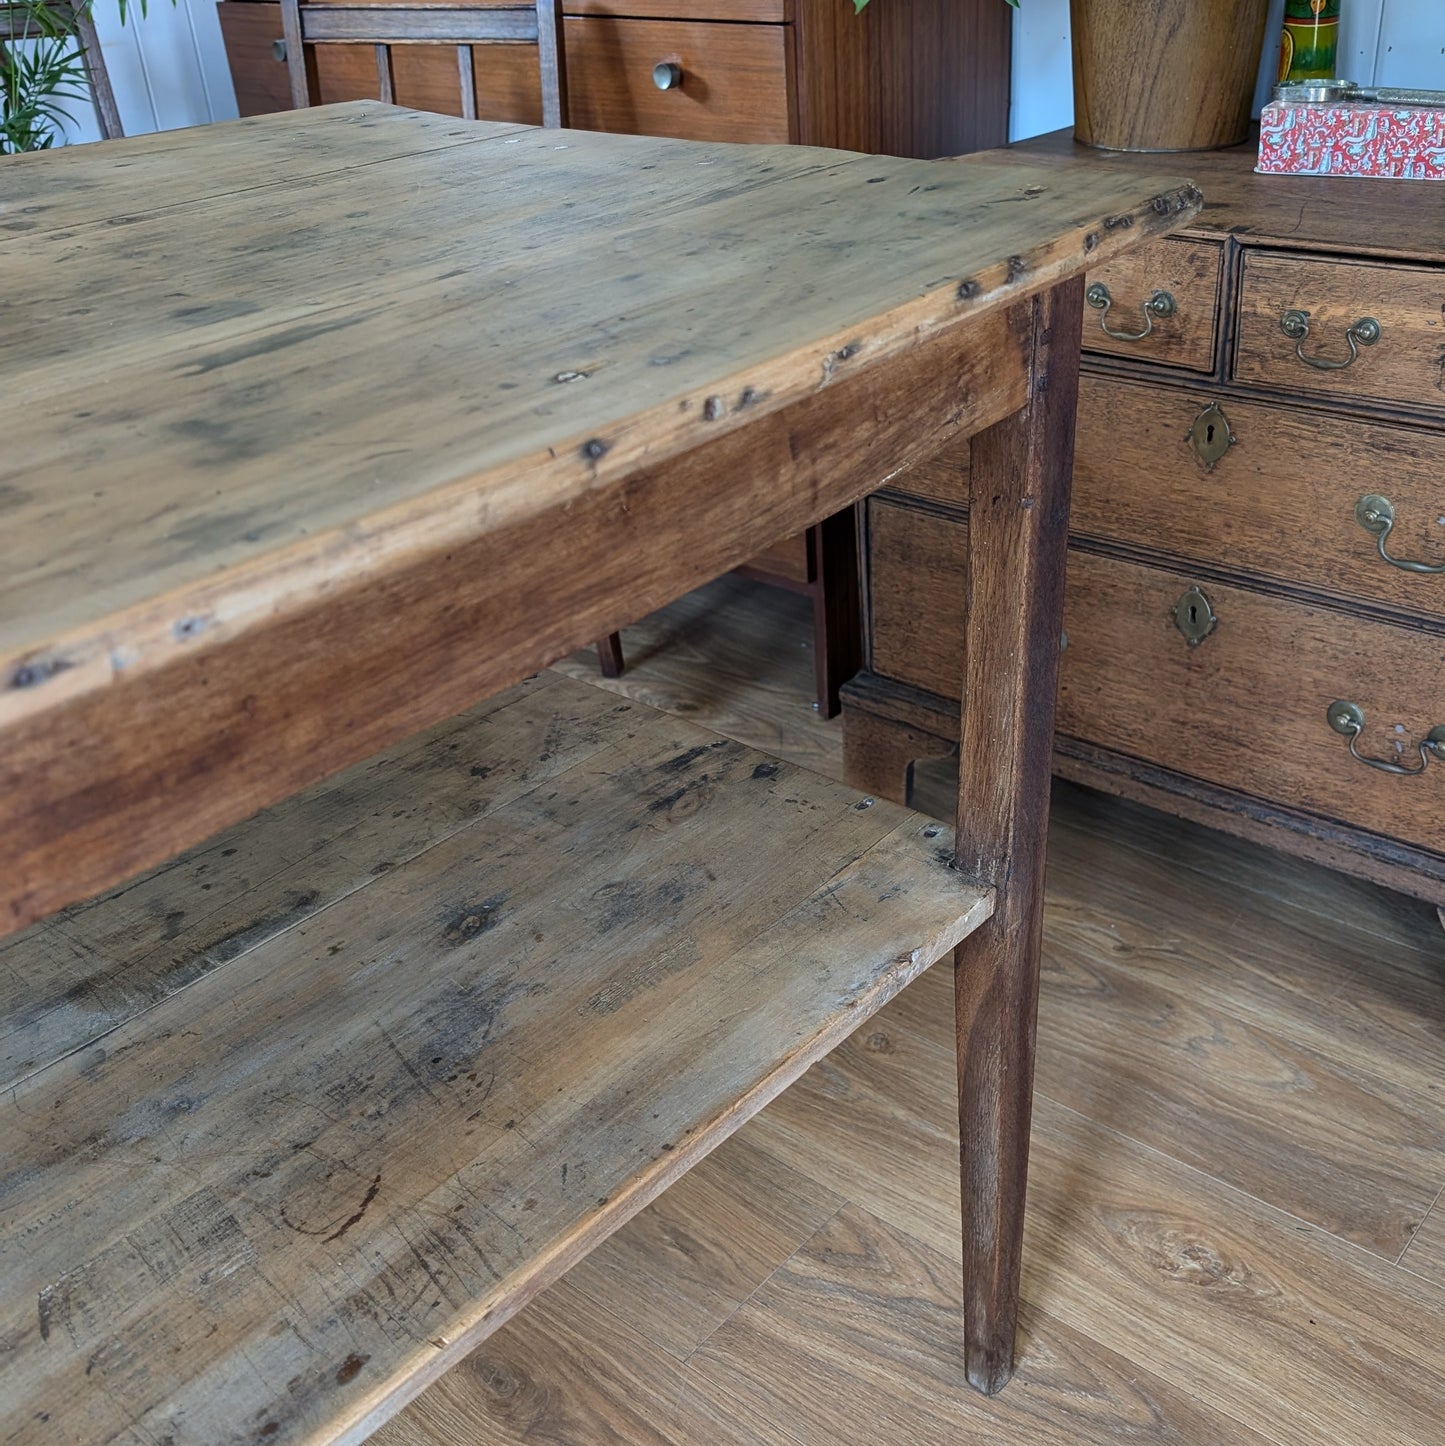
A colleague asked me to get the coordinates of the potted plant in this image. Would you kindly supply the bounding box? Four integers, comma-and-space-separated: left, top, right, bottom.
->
1, 0, 156, 153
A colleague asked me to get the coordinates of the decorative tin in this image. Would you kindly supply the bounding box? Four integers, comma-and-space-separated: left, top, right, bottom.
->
1258, 91, 1445, 179
1279, 0, 1340, 83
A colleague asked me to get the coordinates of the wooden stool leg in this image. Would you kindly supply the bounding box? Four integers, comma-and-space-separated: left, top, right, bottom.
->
952, 278, 1082, 1394
596, 632, 624, 679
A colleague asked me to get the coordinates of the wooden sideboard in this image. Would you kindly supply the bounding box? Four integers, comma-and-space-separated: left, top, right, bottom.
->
844, 137, 1445, 913
215, 0, 1011, 714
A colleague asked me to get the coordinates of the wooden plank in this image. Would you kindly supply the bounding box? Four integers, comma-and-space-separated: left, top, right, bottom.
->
0, 674, 991, 1446
0, 673, 622, 1092
0, 101, 521, 237
0, 306, 1026, 937
1402, 1196, 1445, 1286
953, 280, 1083, 1392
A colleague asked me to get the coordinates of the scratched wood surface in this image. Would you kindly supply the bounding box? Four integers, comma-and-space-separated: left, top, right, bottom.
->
0, 101, 1198, 933
0, 671, 991, 1446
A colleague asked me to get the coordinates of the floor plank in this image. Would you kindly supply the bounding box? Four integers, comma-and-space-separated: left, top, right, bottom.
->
379, 574, 1445, 1446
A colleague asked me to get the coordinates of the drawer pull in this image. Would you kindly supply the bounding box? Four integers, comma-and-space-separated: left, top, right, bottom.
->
1355, 495, 1445, 576
272, 37, 287, 62
1085, 282, 1175, 341
1327, 700, 1445, 777
1279, 309, 1380, 371
652, 61, 683, 91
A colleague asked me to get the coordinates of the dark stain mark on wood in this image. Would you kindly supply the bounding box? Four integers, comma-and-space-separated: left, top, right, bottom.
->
737, 386, 767, 410
703, 395, 725, 421
173, 615, 209, 642
580, 438, 609, 462
1007, 256, 1027, 282
647, 776, 709, 815
10, 655, 73, 690
957, 279, 981, 301
323, 1173, 382, 1243
1103, 213, 1134, 230
442, 894, 507, 946
207, 890, 321, 964
1084, 232, 1099, 252
836, 342, 861, 361
470, 765, 491, 778
170, 300, 263, 326
0, 484, 31, 512
260, 1424, 280, 1437
335, 1352, 370, 1385
752, 761, 779, 780
184, 313, 373, 376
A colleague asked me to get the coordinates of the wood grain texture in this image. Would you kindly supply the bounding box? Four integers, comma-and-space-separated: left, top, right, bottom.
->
563, 16, 790, 143
1080, 236, 1222, 372
952, 281, 1083, 1392
0, 672, 990, 1446
1233, 249, 1445, 415
2, 108, 1201, 932
1070, 374, 1445, 617
1401, 1194, 1445, 1285
1069, 0, 1270, 152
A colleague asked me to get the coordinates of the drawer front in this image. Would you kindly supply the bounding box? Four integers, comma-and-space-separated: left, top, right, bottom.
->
563, 17, 791, 143
1081, 236, 1223, 373
868, 498, 1445, 852
217, 2, 291, 117
1233, 250, 1445, 414
1071, 376, 1445, 617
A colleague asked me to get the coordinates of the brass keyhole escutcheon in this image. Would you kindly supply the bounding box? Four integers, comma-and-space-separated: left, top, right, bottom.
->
1173, 585, 1217, 647
1186, 402, 1236, 469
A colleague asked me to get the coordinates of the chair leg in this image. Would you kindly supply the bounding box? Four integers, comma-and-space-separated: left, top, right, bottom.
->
596, 632, 624, 679
951, 278, 1082, 1394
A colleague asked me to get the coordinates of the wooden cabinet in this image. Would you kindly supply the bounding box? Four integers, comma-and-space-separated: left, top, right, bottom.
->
845, 139, 1445, 910
214, 0, 1011, 714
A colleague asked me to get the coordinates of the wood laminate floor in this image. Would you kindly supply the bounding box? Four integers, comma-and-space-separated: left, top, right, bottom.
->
376, 576, 1445, 1446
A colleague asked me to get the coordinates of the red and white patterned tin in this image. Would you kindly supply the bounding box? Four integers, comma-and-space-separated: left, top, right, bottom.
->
1258, 101, 1445, 180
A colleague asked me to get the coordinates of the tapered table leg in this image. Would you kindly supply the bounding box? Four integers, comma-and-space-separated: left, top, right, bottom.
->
952, 278, 1083, 1394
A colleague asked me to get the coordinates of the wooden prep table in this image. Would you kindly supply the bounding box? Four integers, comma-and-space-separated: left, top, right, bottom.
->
0, 104, 1197, 1443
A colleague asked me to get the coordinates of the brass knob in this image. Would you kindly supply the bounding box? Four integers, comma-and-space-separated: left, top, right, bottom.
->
652, 61, 683, 91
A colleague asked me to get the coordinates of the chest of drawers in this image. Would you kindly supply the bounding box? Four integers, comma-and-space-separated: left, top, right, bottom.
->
214, 0, 1010, 713
843, 138, 1445, 914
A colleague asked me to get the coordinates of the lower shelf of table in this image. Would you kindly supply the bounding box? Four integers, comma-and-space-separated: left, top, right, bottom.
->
0, 671, 990, 1446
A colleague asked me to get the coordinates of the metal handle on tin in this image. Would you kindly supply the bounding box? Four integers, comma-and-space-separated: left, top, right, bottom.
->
1280, 309, 1380, 370
1355, 495, 1445, 576
1086, 282, 1175, 341
1327, 701, 1445, 777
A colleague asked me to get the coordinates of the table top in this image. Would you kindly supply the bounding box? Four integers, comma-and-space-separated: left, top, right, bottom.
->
0, 105, 1197, 932
1, 102, 1198, 701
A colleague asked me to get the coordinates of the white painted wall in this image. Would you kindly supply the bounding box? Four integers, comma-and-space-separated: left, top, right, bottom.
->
51, 0, 1445, 147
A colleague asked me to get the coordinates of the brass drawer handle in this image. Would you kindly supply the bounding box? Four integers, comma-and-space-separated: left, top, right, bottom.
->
1327, 700, 1445, 777
1280, 309, 1380, 370
1355, 495, 1445, 576
1086, 282, 1175, 341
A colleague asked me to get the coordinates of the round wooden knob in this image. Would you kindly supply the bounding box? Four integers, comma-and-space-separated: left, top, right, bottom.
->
652, 61, 683, 91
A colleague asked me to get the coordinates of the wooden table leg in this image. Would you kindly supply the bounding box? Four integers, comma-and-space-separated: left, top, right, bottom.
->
596, 632, 625, 679
952, 278, 1083, 1394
